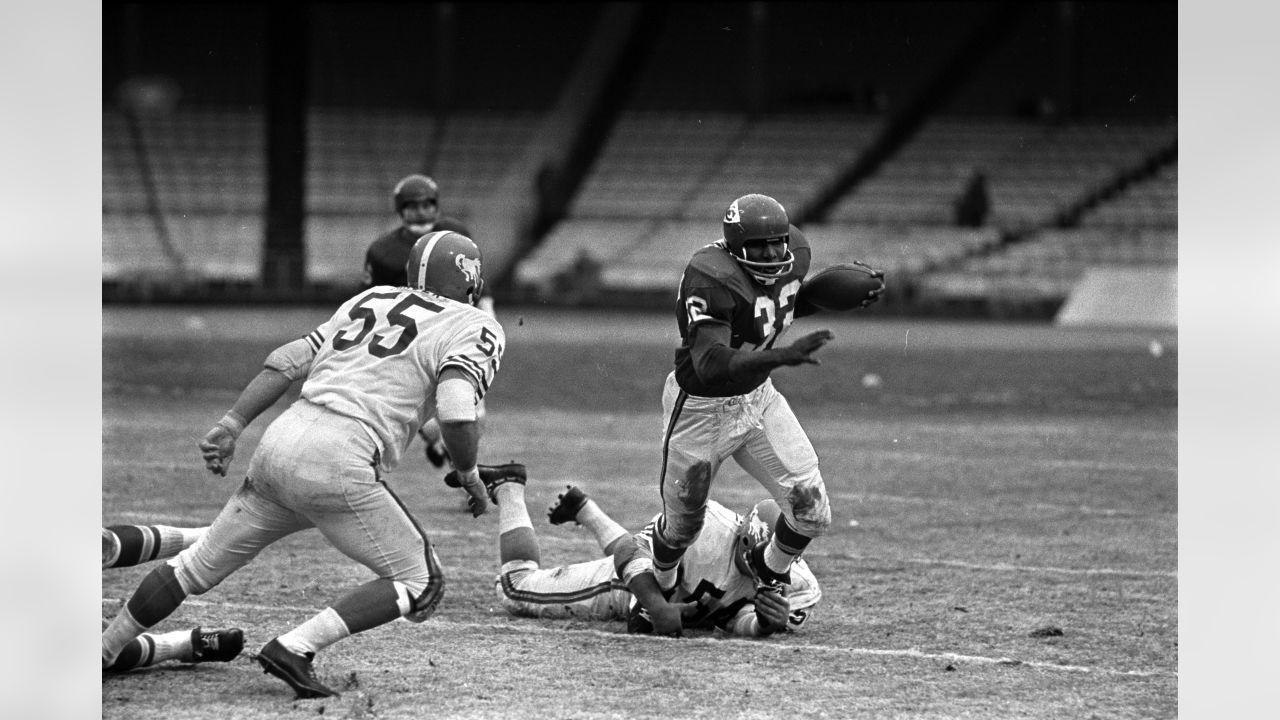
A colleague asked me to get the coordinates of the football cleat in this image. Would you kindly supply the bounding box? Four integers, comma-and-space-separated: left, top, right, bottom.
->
547, 485, 589, 525
742, 539, 791, 591
187, 627, 245, 664
444, 463, 526, 504
256, 638, 339, 699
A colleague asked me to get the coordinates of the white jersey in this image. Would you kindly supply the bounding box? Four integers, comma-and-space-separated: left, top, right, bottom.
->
634, 500, 821, 632
266, 286, 504, 471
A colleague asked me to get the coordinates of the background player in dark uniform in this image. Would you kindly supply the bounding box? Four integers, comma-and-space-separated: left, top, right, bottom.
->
643, 193, 840, 634
364, 174, 494, 468
362, 174, 473, 288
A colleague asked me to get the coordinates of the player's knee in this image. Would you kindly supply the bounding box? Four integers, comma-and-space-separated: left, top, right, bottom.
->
660, 461, 713, 547
169, 556, 215, 596
786, 473, 832, 537
396, 572, 445, 622
656, 510, 704, 550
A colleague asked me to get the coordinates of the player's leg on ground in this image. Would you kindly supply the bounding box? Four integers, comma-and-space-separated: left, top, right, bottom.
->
554, 487, 629, 556
104, 478, 302, 667
103, 524, 207, 569
494, 480, 541, 565
105, 627, 244, 671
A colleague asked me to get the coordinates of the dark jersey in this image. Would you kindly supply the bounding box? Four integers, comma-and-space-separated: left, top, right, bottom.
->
363, 216, 472, 288
672, 225, 812, 397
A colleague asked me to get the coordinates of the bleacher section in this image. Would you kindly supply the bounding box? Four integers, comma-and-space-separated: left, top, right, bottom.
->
105, 105, 1176, 316
103, 108, 538, 287
918, 226, 1177, 309
522, 112, 885, 295
827, 118, 1177, 231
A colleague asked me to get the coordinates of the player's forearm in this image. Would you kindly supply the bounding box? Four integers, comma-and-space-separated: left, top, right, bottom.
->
693, 343, 789, 385
224, 368, 295, 431
437, 420, 479, 471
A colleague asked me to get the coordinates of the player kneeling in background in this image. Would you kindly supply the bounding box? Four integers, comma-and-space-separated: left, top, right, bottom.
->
445, 463, 820, 636
101, 231, 504, 699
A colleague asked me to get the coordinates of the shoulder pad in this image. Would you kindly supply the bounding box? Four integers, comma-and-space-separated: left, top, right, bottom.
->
686, 243, 745, 284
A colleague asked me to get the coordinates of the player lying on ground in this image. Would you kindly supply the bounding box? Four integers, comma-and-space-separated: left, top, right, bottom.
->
102, 524, 243, 671
101, 231, 504, 700
445, 463, 821, 637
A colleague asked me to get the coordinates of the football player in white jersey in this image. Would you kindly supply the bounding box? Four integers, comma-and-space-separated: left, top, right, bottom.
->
101, 231, 505, 699
448, 464, 821, 637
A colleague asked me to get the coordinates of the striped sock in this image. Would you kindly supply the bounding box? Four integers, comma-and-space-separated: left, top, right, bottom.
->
104, 524, 207, 568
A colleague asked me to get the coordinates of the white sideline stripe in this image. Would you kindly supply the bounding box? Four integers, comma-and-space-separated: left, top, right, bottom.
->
832, 491, 1177, 519
102, 597, 1172, 679
896, 557, 1175, 578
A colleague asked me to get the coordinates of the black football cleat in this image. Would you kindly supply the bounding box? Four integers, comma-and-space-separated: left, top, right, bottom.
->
444, 463, 527, 504
186, 627, 244, 664
547, 485, 589, 525
256, 638, 339, 699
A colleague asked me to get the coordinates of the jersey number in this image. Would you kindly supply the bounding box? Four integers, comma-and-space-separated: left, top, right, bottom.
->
331, 292, 444, 357
752, 279, 801, 349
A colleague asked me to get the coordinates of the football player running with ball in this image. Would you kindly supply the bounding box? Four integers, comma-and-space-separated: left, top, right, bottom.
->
101, 231, 504, 699
645, 193, 875, 635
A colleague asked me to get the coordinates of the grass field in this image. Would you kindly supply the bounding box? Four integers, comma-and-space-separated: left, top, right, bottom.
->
101, 306, 1177, 719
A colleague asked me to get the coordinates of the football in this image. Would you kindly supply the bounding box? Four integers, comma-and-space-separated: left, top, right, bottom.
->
796, 262, 886, 313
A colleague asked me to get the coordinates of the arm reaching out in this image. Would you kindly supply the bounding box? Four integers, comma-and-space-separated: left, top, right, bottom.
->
199, 367, 296, 477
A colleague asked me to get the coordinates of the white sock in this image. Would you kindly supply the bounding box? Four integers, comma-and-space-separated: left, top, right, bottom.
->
278, 607, 350, 656
762, 540, 795, 575
575, 500, 628, 554
146, 629, 195, 664
652, 565, 678, 592
177, 526, 207, 549
496, 484, 533, 535
102, 608, 148, 667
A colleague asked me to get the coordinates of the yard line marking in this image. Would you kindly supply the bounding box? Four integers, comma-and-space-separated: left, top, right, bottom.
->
831, 491, 1177, 519
893, 557, 1176, 578
118, 598, 1173, 679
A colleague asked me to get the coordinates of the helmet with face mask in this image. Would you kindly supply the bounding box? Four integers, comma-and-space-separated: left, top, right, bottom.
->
394, 174, 441, 234
721, 194, 794, 284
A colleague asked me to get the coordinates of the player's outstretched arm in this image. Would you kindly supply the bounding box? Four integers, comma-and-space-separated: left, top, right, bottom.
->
199, 368, 295, 477
689, 323, 834, 385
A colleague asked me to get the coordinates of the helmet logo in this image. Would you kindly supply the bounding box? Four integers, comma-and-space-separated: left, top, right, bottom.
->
455, 253, 481, 285
724, 200, 741, 225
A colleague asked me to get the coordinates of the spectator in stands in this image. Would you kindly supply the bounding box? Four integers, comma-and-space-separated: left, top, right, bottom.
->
954, 169, 990, 228
363, 173, 495, 474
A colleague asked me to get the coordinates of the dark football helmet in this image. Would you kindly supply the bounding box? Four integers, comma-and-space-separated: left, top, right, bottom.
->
721, 193, 795, 284
394, 174, 439, 212
406, 230, 484, 305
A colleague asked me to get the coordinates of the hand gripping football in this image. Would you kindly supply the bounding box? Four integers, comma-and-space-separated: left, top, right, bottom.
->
795, 261, 886, 314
